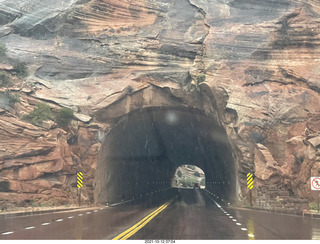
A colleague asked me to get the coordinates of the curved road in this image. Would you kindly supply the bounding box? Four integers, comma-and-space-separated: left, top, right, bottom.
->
1, 189, 320, 240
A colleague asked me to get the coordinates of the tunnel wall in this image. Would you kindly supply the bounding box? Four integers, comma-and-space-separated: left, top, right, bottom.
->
94, 106, 238, 205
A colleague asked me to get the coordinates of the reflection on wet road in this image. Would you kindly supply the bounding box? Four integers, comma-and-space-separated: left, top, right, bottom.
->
130, 189, 320, 240
0, 189, 320, 239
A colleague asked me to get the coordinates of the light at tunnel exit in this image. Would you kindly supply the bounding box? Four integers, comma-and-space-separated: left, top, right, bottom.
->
172, 165, 205, 189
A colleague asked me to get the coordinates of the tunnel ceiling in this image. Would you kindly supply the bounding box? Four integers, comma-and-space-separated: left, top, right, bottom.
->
94, 107, 236, 204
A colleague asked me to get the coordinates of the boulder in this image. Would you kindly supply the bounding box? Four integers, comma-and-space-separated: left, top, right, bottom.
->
254, 145, 276, 181
308, 136, 320, 148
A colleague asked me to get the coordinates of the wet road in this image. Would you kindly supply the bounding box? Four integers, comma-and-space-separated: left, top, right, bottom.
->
0, 203, 162, 240
1, 189, 320, 240
130, 189, 320, 240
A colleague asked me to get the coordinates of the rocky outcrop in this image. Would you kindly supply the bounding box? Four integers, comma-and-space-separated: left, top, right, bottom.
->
0, 0, 320, 209
0, 94, 104, 208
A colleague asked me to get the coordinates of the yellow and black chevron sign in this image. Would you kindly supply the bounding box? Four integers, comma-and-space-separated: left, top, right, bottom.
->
247, 173, 253, 189
77, 172, 83, 189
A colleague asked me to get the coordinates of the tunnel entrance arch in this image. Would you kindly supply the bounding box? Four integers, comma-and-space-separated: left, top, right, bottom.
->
94, 106, 237, 205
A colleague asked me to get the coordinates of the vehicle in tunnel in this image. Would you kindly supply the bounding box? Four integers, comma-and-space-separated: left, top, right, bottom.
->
193, 183, 200, 189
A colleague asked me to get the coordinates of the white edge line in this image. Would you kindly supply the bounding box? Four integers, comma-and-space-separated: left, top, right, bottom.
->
25, 226, 35, 230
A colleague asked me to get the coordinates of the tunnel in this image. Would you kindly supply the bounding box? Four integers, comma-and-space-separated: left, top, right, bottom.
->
94, 106, 237, 205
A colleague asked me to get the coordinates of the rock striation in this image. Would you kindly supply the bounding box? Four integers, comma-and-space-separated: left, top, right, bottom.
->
0, 0, 319, 210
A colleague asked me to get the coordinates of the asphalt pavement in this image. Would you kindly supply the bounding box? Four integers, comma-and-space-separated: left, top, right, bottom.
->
1, 188, 320, 240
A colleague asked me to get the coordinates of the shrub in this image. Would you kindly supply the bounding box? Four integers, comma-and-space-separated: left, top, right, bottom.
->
23, 103, 53, 126
177, 170, 182, 178
0, 72, 12, 87
125, 85, 134, 94
0, 42, 6, 56
6, 92, 20, 106
14, 61, 28, 78
55, 107, 74, 127
309, 202, 319, 211
196, 73, 206, 84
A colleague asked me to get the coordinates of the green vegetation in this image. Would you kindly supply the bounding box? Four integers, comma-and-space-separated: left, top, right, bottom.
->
125, 85, 134, 94
194, 171, 200, 177
0, 72, 12, 87
187, 165, 196, 170
309, 202, 319, 211
180, 177, 198, 188
14, 61, 28, 78
31, 199, 60, 208
177, 170, 182, 178
23, 103, 54, 126
0, 91, 20, 107
0, 42, 6, 56
23, 103, 74, 128
196, 73, 206, 84
6, 92, 20, 106
55, 107, 74, 127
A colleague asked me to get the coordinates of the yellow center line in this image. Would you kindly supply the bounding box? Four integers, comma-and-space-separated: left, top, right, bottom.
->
113, 198, 175, 240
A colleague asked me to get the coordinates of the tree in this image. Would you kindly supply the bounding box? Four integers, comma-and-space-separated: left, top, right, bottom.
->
177, 170, 182, 178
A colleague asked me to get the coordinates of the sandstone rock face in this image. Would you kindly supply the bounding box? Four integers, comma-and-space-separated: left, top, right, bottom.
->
0, 0, 320, 209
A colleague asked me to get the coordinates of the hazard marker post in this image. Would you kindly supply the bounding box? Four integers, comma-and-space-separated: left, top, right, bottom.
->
247, 173, 253, 208
77, 172, 83, 206
311, 177, 320, 213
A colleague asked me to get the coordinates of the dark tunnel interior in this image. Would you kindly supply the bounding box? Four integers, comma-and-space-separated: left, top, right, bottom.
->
94, 107, 237, 205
